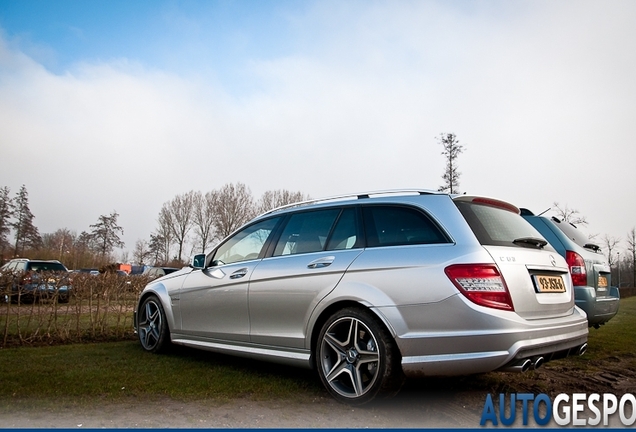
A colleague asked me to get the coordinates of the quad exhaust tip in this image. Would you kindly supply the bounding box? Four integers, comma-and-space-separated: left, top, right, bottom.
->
500, 358, 532, 373
531, 356, 545, 370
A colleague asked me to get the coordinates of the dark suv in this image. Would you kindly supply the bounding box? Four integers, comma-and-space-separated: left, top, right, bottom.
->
521, 209, 619, 328
0, 258, 72, 303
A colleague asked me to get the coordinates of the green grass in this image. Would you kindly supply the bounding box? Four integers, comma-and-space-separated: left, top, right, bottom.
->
583, 295, 636, 358
1, 297, 635, 404
0, 340, 323, 403
564, 294, 636, 374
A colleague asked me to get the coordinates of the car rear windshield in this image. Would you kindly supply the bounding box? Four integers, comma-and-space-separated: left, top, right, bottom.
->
550, 217, 596, 249
26, 262, 68, 272
455, 201, 547, 247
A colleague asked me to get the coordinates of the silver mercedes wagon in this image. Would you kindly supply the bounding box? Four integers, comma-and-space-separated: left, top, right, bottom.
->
135, 190, 588, 405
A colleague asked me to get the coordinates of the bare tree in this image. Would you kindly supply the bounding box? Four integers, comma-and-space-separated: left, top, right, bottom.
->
192, 191, 216, 254
11, 185, 41, 256
602, 234, 621, 268
159, 191, 196, 262
256, 189, 309, 214
148, 233, 168, 265
212, 183, 256, 240
133, 239, 150, 265
155, 208, 175, 264
437, 133, 465, 194
41, 228, 75, 261
627, 228, 636, 287
74, 231, 95, 268
551, 202, 588, 226
89, 211, 125, 259
0, 186, 13, 260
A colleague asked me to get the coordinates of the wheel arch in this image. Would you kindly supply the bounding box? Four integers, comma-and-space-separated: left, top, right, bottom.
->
308, 299, 398, 370
136, 283, 176, 334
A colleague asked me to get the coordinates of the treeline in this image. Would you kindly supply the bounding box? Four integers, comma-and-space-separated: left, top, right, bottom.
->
0, 183, 308, 270
134, 183, 309, 266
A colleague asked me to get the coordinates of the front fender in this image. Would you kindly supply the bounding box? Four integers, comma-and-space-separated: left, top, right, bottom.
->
136, 282, 178, 335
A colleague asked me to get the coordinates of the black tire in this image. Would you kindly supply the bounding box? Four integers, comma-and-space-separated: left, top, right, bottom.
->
137, 295, 171, 353
316, 307, 404, 405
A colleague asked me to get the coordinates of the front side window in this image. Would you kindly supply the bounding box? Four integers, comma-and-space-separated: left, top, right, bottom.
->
363, 205, 450, 247
273, 209, 341, 256
213, 217, 280, 266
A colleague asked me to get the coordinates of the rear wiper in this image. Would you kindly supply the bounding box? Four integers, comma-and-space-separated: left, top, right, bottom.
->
513, 237, 548, 249
584, 243, 601, 252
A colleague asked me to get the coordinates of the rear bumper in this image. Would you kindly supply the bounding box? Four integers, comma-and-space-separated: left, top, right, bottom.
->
376, 296, 589, 377
575, 286, 620, 327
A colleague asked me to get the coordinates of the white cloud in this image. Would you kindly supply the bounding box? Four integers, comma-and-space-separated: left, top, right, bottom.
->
1, 0, 635, 255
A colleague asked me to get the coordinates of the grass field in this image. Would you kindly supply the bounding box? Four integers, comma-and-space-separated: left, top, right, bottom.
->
1, 297, 634, 404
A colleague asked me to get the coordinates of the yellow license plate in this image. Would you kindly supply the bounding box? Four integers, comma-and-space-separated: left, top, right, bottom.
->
534, 275, 566, 293
598, 275, 608, 288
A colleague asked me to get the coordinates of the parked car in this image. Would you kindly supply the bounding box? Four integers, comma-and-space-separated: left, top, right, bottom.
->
141, 266, 180, 280
0, 258, 72, 303
135, 190, 588, 405
521, 209, 620, 328
72, 268, 100, 276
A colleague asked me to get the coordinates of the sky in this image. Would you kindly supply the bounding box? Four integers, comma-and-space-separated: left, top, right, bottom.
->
1, 0, 635, 260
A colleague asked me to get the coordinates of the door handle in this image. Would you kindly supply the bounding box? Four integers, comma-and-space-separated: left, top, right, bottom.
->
307, 256, 335, 269
229, 268, 248, 279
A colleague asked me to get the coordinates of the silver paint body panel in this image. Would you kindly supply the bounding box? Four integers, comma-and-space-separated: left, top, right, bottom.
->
136, 192, 588, 376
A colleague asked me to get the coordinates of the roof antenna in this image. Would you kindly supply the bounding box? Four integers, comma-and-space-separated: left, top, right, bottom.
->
537, 207, 551, 216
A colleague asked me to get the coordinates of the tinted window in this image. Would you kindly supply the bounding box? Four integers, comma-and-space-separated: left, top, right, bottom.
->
274, 209, 340, 256
213, 217, 280, 265
27, 262, 68, 272
326, 208, 359, 251
456, 201, 545, 247
363, 205, 449, 247
550, 217, 594, 249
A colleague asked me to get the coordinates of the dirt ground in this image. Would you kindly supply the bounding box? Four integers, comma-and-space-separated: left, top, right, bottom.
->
1, 354, 634, 429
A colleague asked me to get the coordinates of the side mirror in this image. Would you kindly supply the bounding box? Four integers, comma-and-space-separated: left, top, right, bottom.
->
192, 254, 206, 270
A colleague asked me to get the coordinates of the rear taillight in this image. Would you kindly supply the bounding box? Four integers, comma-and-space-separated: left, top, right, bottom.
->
445, 264, 514, 311
566, 250, 587, 286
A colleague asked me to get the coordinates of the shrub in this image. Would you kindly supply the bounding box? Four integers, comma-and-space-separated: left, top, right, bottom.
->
1, 272, 150, 347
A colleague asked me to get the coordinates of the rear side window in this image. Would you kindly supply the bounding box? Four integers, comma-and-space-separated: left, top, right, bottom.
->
362, 205, 450, 247
326, 208, 359, 251
27, 262, 68, 272
456, 201, 545, 247
274, 209, 341, 256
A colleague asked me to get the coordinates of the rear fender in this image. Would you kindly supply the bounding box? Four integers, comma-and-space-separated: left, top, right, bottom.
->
307, 280, 401, 346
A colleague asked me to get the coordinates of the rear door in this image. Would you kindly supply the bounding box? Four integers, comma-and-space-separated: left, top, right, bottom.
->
455, 197, 575, 320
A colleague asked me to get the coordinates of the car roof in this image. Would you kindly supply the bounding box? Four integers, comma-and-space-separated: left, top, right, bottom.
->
520, 208, 602, 253
259, 189, 443, 218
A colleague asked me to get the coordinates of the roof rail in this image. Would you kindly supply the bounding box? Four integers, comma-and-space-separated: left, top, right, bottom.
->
260, 188, 441, 217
